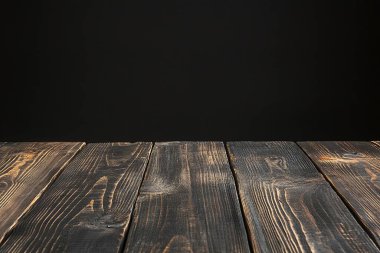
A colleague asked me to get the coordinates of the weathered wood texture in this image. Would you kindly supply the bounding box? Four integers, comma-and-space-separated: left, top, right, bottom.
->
373, 141, 380, 147
0, 142, 84, 243
227, 141, 379, 252
124, 142, 250, 252
0, 143, 152, 253
299, 141, 380, 246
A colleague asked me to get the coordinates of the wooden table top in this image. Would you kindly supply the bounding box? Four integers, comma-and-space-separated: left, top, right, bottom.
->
0, 141, 379, 252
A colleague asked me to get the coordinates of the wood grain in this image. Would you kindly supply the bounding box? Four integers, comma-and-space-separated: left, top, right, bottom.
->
124, 142, 250, 253
0, 142, 84, 243
0, 142, 152, 253
373, 141, 380, 147
299, 141, 380, 246
227, 141, 379, 252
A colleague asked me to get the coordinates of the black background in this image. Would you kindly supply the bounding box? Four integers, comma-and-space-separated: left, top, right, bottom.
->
2, 0, 379, 141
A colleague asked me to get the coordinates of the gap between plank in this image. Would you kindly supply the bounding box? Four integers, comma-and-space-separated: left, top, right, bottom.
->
118, 142, 155, 253
0, 142, 87, 246
296, 142, 380, 250
223, 141, 254, 253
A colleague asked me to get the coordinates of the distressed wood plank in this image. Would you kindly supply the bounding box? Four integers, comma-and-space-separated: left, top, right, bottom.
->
227, 141, 379, 252
124, 142, 250, 252
0, 142, 84, 243
299, 141, 380, 246
0, 142, 152, 253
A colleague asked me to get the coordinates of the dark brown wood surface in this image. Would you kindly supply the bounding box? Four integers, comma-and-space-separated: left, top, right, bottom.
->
299, 141, 380, 247
0, 143, 152, 253
0, 142, 84, 243
227, 141, 379, 252
124, 142, 250, 252
1, 141, 379, 252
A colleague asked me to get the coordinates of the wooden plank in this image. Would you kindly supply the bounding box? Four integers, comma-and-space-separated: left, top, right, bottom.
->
299, 141, 380, 246
0, 142, 84, 243
0, 142, 152, 253
124, 142, 250, 252
227, 141, 379, 252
